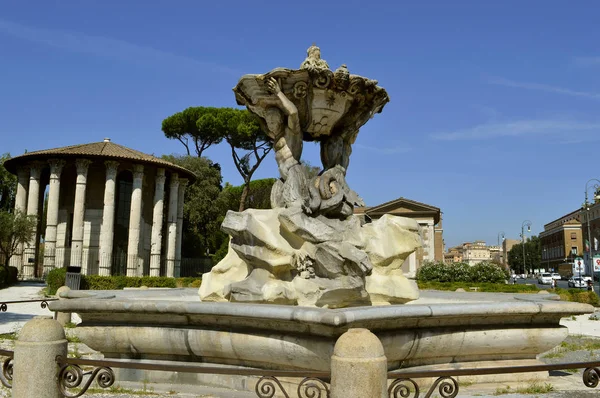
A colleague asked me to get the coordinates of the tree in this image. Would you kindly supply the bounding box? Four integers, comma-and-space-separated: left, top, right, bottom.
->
225, 109, 273, 211
0, 210, 37, 284
162, 107, 225, 157
507, 235, 541, 274
0, 154, 16, 212
162, 107, 272, 212
218, 178, 277, 212
162, 155, 223, 257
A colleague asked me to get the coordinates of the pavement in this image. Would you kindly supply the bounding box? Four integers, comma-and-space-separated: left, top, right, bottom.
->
2, 282, 600, 397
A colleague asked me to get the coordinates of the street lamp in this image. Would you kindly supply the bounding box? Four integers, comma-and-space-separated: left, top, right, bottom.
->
521, 220, 532, 276
497, 231, 505, 266
584, 179, 600, 292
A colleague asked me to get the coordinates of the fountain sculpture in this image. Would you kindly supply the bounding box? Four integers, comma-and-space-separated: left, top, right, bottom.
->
49, 46, 594, 391
200, 44, 421, 308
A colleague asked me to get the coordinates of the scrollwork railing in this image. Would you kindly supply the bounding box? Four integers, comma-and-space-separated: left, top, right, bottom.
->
583, 367, 600, 388
0, 349, 14, 388
0, 299, 57, 312
56, 355, 115, 398
255, 376, 330, 398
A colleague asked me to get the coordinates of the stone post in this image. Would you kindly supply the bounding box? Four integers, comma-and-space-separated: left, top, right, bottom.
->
126, 164, 144, 277
330, 328, 387, 398
43, 159, 66, 277
99, 161, 119, 276
22, 162, 43, 278
166, 173, 179, 277
70, 159, 91, 273
55, 286, 72, 326
12, 316, 67, 398
174, 178, 188, 278
150, 168, 166, 276
11, 167, 29, 271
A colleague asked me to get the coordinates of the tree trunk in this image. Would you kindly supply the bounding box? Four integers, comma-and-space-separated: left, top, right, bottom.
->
239, 180, 250, 212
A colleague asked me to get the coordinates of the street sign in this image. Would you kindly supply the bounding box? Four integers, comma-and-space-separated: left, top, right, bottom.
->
574, 257, 585, 274
594, 255, 600, 272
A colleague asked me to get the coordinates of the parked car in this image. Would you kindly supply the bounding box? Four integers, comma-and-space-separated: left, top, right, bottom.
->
568, 277, 587, 288
582, 275, 593, 282
538, 273, 553, 285
551, 273, 561, 280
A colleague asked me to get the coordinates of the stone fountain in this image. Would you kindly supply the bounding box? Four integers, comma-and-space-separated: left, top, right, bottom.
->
49, 46, 593, 390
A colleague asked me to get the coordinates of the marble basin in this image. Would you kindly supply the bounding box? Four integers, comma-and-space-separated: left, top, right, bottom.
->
49, 289, 594, 372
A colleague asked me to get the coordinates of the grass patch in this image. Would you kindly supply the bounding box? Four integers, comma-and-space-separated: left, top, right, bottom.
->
85, 385, 158, 395
494, 382, 554, 395
0, 332, 17, 341
417, 281, 539, 293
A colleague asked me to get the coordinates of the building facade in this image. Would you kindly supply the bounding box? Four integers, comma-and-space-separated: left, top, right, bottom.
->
4, 140, 195, 279
461, 241, 491, 266
539, 209, 582, 272
358, 197, 442, 277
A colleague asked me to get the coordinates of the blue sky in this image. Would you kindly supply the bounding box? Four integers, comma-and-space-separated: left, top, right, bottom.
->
1, 1, 599, 248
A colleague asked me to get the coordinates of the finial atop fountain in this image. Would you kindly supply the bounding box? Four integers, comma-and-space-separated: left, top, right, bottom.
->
300, 43, 330, 71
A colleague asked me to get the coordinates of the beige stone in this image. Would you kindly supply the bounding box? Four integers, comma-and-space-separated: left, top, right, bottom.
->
331, 328, 387, 398
13, 316, 67, 398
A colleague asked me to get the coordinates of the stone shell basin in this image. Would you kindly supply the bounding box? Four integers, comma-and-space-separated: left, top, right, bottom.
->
49, 289, 593, 371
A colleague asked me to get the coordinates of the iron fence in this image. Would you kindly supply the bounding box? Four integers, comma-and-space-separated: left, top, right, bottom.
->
0, 299, 57, 312
0, 347, 599, 397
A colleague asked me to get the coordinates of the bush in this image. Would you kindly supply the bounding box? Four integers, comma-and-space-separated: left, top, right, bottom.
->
555, 288, 600, 306
7, 266, 18, 284
46, 267, 67, 295
417, 261, 508, 284
418, 281, 539, 293
45, 267, 201, 295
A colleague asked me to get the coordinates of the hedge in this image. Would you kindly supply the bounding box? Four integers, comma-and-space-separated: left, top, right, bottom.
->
554, 287, 600, 307
417, 261, 509, 284
0, 266, 20, 289
418, 281, 539, 292
46, 267, 202, 295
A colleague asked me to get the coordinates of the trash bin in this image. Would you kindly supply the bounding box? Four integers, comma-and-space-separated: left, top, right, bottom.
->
65, 266, 81, 290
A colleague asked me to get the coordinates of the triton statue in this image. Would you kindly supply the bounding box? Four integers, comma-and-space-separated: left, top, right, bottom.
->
200, 46, 421, 307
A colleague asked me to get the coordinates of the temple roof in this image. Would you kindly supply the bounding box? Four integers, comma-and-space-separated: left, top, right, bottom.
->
3, 139, 196, 180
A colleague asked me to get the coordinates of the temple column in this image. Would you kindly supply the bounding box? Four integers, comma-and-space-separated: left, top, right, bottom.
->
22, 162, 43, 278
14, 168, 29, 213
149, 168, 166, 277
126, 164, 144, 277
174, 178, 188, 278
98, 161, 119, 276
43, 159, 66, 276
166, 173, 179, 277
70, 159, 91, 273
12, 168, 29, 272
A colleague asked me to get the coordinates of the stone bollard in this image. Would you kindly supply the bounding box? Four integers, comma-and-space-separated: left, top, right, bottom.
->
55, 285, 72, 326
12, 316, 67, 398
330, 328, 388, 398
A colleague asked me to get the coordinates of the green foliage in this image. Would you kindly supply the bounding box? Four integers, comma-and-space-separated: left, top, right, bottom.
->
162, 107, 273, 212
300, 160, 321, 179
219, 179, 276, 211
0, 154, 16, 212
555, 287, 600, 306
162, 107, 225, 157
212, 239, 230, 265
417, 281, 539, 293
0, 210, 37, 284
46, 267, 202, 295
417, 261, 508, 284
507, 235, 541, 274
162, 155, 223, 256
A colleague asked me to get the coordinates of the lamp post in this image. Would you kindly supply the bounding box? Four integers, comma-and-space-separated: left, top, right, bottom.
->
584, 179, 600, 294
521, 220, 532, 276
497, 231, 505, 266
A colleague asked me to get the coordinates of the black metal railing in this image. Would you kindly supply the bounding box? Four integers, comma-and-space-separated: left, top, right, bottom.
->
0, 299, 57, 312
0, 348, 598, 397
0, 349, 13, 388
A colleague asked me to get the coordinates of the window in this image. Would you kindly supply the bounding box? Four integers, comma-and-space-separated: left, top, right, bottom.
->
572, 247, 578, 255
571, 232, 577, 240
